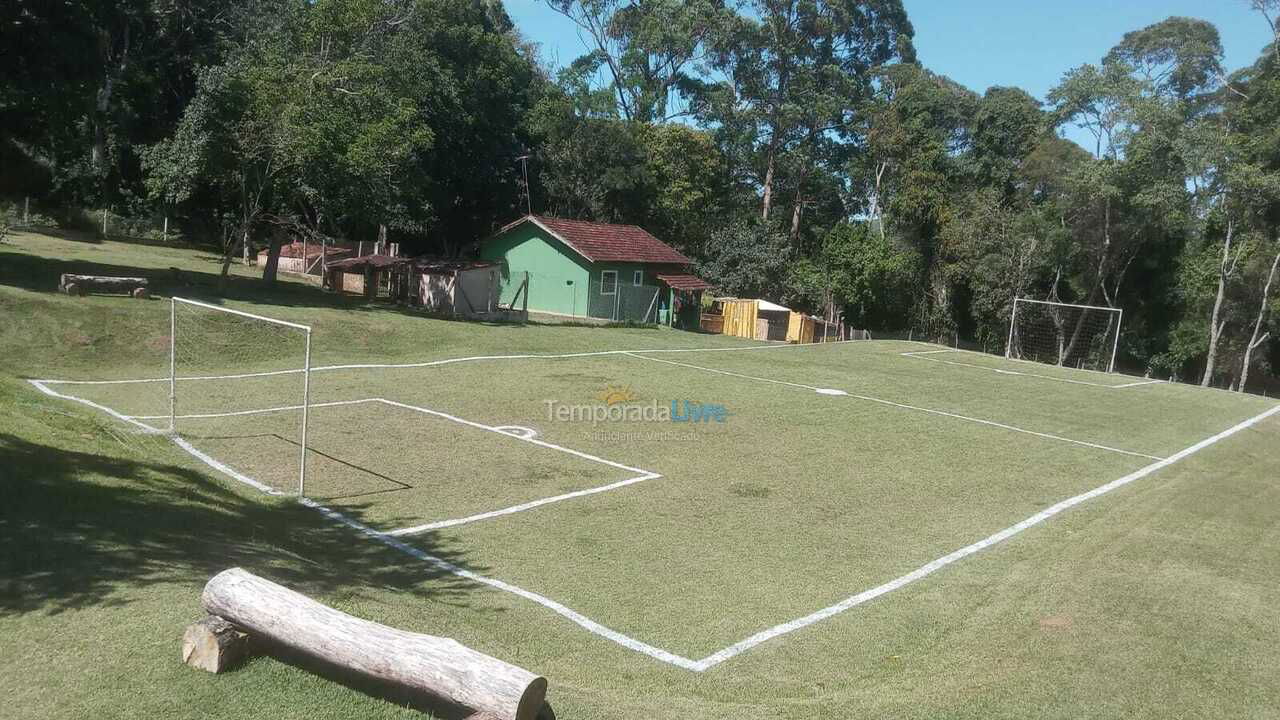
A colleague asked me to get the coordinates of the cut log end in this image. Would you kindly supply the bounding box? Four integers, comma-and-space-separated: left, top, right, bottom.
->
182, 614, 251, 673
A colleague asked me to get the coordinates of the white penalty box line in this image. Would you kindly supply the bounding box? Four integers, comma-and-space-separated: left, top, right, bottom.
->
900, 348, 1165, 389
121, 395, 662, 537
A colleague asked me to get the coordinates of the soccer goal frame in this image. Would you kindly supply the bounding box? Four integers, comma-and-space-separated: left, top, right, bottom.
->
1005, 297, 1123, 374
169, 297, 314, 496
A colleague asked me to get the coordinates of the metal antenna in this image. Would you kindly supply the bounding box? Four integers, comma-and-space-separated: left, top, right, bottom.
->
516, 154, 533, 215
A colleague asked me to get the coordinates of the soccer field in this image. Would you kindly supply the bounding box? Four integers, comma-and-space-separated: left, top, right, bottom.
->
31, 328, 1280, 674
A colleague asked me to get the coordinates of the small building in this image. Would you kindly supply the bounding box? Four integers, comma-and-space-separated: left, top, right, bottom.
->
415, 259, 502, 316
322, 255, 506, 319
257, 241, 351, 274
711, 298, 846, 342
323, 254, 403, 298
480, 215, 711, 326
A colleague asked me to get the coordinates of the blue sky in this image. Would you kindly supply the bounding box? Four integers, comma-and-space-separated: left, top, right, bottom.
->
505, 0, 1275, 149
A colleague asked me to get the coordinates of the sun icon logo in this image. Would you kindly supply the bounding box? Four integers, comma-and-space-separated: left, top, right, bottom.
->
596, 385, 639, 406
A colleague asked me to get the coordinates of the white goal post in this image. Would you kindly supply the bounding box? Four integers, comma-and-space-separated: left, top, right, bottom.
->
169, 297, 313, 496
1005, 298, 1123, 373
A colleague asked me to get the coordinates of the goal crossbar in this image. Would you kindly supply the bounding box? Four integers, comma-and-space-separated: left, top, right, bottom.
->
1010, 297, 1119, 314
172, 296, 313, 331
170, 297, 313, 496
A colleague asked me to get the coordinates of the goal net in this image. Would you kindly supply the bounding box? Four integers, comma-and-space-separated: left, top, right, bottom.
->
1005, 298, 1122, 373
170, 298, 312, 496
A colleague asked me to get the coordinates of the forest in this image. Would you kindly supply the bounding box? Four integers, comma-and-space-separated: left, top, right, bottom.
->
1, 0, 1279, 391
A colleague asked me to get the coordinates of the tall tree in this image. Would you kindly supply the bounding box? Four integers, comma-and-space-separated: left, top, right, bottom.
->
543, 0, 732, 122
701, 0, 914, 223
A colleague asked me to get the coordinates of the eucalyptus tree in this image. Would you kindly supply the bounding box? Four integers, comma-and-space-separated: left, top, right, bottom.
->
543, 0, 734, 123
700, 0, 915, 226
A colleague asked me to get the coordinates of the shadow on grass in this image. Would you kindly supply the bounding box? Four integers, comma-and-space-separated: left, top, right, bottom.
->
0, 431, 480, 618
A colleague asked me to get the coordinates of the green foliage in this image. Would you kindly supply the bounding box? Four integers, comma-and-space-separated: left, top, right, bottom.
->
789, 222, 918, 328
694, 217, 792, 299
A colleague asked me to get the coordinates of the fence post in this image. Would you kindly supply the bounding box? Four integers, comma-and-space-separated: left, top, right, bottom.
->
163, 216, 169, 243
101, 208, 108, 236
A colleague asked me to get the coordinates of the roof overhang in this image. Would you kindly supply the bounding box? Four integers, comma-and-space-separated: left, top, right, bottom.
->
656, 273, 713, 291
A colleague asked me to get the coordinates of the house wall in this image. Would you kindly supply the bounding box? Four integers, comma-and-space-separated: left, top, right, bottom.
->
482, 222, 675, 322
453, 266, 501, 315
482, 223, 591, 316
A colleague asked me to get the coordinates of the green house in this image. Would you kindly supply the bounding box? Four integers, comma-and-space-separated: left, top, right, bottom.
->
481, 215, 711, 326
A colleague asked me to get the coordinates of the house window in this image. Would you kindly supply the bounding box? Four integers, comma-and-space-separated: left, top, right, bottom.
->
633, 270, 644, 286
600, 270, 617, 295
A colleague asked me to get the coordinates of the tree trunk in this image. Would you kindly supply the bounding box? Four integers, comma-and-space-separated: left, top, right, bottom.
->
201, 569, 547, 720
1239, 246, 1280, 392
218, 229, 236, 294
1060, 201, 1112, 366
92, 23, 130, 173
59, 274, 148, 295
1202, 220, 1236, 387
761, 135, 779, 221
261, 234, 282, 284
182, 615, 251, 673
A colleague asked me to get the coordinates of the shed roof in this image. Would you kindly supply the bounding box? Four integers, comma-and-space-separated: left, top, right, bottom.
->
273, 241, 352, 259
497, 215, 692, 265
326, 254, 405, 270
414, 258, 499, 273
656, 273, 713, 291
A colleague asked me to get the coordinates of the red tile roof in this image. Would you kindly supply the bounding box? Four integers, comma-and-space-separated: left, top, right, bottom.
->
501, 215, 693, 265
656, 273, 713, 291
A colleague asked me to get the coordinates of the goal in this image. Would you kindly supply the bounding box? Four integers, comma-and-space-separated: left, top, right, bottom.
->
1005, 298, 1122, 373
169, 297, 313, 496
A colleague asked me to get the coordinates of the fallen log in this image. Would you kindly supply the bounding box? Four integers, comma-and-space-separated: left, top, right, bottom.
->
59, 273, 149, 296
182, 615, 251, 673
201, 568, 547, 720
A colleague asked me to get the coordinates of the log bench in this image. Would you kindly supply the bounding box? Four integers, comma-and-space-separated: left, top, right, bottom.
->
183, 568, 548, 720
59, 273, 149, 298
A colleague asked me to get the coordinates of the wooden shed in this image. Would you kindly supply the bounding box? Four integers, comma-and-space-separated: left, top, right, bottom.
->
415, 259, 502, 317
717, 298, 792, 341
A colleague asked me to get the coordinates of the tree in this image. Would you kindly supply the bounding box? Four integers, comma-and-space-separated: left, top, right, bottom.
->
856, 63, 974, 338
0, 0, 248, 205
543, 0, 733, 122
694, 217, 792, 299
789, 221, 917, 329
701, 0, 915, 223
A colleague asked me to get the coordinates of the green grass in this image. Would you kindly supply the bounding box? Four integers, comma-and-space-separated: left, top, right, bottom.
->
4, 229, 1280, 719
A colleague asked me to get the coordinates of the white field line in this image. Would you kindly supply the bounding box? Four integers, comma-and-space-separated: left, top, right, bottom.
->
692, 401, 1280, 671
27, 380, 167, 434
299, 498, 703, 670
900, 350, 1163, 389
30, 339, 861, 386
375, 397, 661, 536
624, 353, 1164, 461
122, 394, 665, 536
127, 397, 378, 421
24, 380, 699, 670
384, 473, 659, 536
1111, 379, 1165, 388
